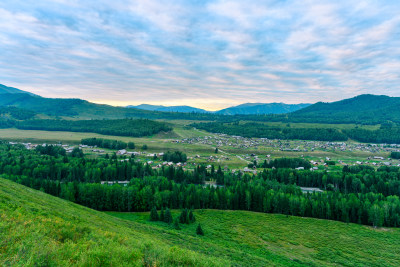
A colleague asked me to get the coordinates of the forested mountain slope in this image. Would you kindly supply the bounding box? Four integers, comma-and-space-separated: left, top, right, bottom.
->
291, 94, 400, 124
216, 103, 311, 115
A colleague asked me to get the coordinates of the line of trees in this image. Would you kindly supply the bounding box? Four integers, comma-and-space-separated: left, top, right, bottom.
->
190, 122, 348, 141
16, 118, 172, 137
81, 138, 135, 150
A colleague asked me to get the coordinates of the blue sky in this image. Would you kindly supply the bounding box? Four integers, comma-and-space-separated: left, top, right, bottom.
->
0, 0, 400, 110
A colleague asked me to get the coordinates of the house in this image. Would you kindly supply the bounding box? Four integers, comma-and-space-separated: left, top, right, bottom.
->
117, 149, 127, 155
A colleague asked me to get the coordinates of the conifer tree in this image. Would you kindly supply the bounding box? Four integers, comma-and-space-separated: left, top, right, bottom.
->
150, 207, 159, 221
196, 224, 204, 236
173, 218, 181, 230
160, 207, 165, 222
179, 209, 189, 224
189, 210, 196, 223
164, 208, 173, 224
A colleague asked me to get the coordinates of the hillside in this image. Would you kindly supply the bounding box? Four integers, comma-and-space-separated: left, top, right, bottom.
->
291, 94, 400, 124
217, 103, 311, 115
0, 84, 37, 96
1, 178, 400, 266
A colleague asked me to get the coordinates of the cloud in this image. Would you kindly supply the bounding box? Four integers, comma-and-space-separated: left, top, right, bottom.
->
0, 0, 399, 110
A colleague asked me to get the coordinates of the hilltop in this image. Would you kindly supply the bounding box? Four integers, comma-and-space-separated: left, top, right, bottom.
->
1, 178, 400, 266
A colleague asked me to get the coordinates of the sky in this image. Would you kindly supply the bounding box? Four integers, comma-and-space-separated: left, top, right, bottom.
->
0, 0, 400, 110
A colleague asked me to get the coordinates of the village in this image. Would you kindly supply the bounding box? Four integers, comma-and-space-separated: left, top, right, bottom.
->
8, 132, 400, 176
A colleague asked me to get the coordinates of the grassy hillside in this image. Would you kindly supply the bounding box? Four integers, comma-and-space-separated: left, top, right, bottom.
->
109, 211, 400, 266
0, 178, 226, 266
1, 178, 400, 266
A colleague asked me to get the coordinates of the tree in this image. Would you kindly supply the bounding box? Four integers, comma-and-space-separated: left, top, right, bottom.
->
160, 207, 165, 222
196, 224, 204, 236
164, 208, 173, 224
179, 209, 189, 224
173, 218, 181, 230
189, 210, 196, 223
150, 207, 159, 221
128, 142, 135, 149
142, 144, 148, 150
369, 204, 384, 228
215, 147, 218, 153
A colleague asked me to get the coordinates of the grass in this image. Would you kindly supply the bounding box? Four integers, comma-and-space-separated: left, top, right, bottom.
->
0, 178, 227, 266
1, 177, 400, 266
108, 210, 400, 267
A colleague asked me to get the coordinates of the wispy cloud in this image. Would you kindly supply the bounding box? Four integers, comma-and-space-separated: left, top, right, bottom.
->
0, 0, 399, 109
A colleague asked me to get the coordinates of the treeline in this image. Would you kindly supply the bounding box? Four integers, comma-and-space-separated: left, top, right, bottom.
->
16, 119, 172, 137
0, 106, 36, 120
260, 158, 312, 169
191, 122, 400, 144
2, 143, 400, 227
344, 128, 400, 144
191, 122, 348, 141
81, 138, 135, 150
162, 151, 187, 163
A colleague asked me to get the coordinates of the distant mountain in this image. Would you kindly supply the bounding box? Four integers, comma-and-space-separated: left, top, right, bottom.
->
216, 103, 311, 115
291, 94, 400, 124
127, 104, 165, 111
0, 84, 38, 96
128, 104, 209, 113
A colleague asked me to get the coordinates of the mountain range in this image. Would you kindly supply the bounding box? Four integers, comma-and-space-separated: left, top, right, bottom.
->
127, 104, 209, 113
1, 83, 400, 124
128, 102, 311, 115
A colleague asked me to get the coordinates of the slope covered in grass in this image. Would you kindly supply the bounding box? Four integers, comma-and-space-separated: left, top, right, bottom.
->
108, 210, 400, 267
0, 178, 226, 266
1, 177, 400, 266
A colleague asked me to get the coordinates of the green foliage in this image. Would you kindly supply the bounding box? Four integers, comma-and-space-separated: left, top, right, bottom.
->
0, 106, 36, 120
150, 207, 159, 221
173, 218, 181, 230
261, 158, 311, 169
164, 208, 173, 224
141, 144, 148, 150
163, 151, 187, 163
35, 144, 66, 157
0, 178, 228, 266
196, 224, 204, 236
191, 122, 348, 141
110, 209, 400, 266
81, 137, 129, 150
3, 144, 400, 227
189, 210, 196, 223
70, 147, 84, 158
391, 152, 400, 159
17, 118, 172, 137
128, 142, 135, 149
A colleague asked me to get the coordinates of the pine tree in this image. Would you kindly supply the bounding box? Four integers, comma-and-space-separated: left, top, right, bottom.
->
179, 209, 189, 224
196, 223, 204, 236
150, 207, 159, 221
189, 210, 196, 223
164, 208, 173, 224
160, 207, 165, 222
173, 218, 181, 230
215, 147, 218, 153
